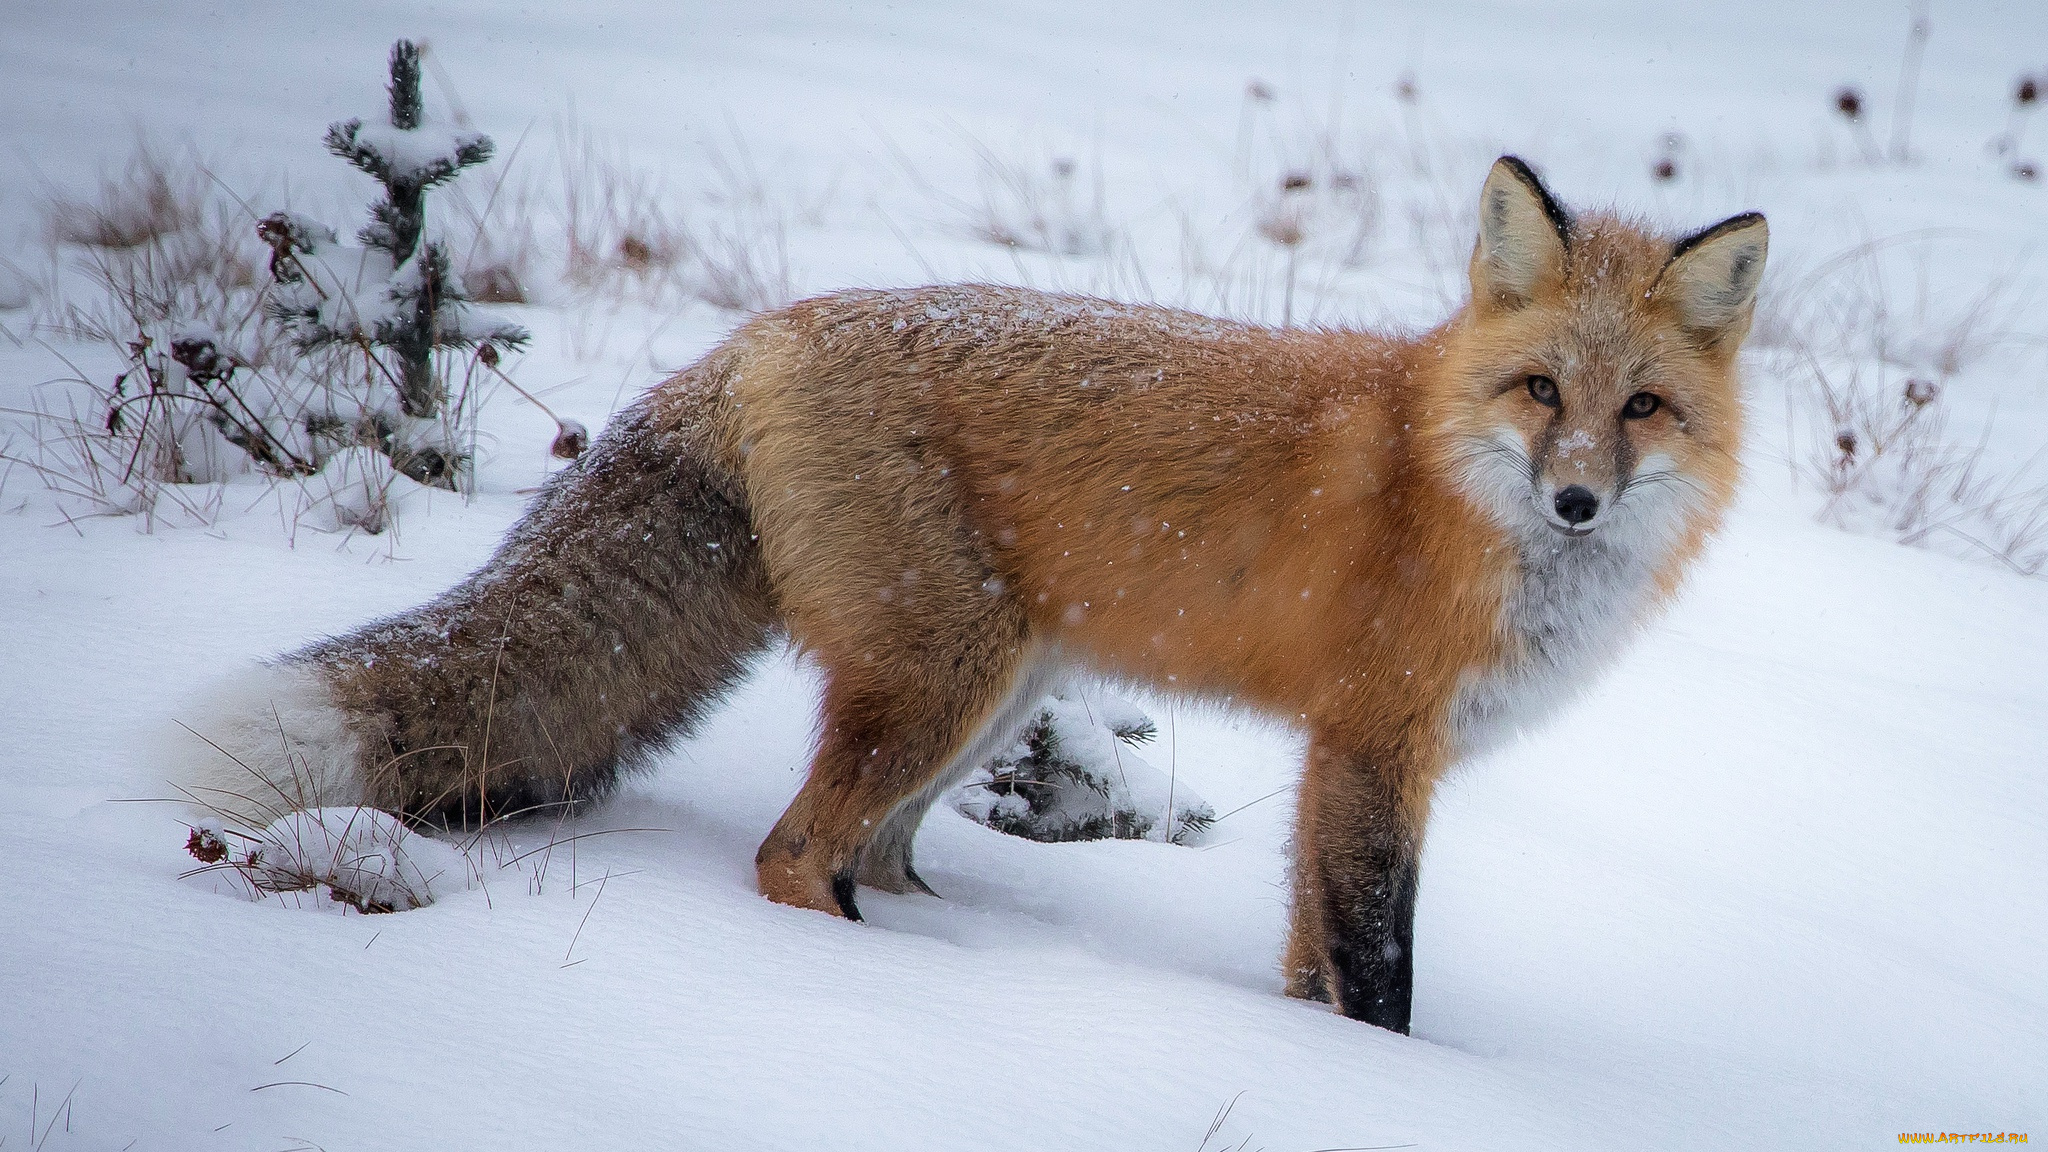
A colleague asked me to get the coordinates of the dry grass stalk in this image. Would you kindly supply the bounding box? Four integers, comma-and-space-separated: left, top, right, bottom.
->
554, 124, 693, 300
965, 146, 1119, 258
42, 140, 207, 251
535, 118, 793, 315
1775, 235, 2048, 576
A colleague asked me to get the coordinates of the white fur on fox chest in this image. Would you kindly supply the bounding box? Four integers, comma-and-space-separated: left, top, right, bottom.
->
1447, 530, 1662, 763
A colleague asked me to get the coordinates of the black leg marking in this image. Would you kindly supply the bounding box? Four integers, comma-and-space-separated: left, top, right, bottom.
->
902, 862, 939, 899
831, 868, 862, 921
1327, 859, 1418, 1034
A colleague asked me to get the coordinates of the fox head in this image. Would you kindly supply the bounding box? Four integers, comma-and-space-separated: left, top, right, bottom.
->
1441, 156, 1764, 551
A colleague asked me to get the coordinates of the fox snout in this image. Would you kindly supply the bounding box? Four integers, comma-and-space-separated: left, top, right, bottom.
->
1551, 484, 1600, 529
1538, 476, 1614, 536
1530, 424, 1628, 535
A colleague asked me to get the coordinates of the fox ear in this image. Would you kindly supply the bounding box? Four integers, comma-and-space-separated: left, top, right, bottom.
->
1652, 212, 1769, 352
1469, 156, 1572, 311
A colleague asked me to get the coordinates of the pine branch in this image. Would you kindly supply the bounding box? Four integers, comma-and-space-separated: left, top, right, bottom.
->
389, 39, 422, 131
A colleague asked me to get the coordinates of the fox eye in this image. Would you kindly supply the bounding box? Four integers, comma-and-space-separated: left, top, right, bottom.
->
1525, 375, 1561, 408
1623, 391, 1662, 419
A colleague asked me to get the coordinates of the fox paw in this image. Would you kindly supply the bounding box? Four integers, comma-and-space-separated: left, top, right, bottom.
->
755, 836, 861, 920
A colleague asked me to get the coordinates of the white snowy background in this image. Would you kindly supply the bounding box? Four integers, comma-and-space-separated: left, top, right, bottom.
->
2, 1, 2045, 1148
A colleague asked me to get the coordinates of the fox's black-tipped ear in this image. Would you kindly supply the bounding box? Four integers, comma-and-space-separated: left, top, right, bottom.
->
1653, 212, 1769, 352
1469, 156, 1572, 311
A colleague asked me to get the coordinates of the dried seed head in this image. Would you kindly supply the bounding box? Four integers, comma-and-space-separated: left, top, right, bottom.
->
254, 211, 330, 256
1280, 170, 1312, 193
1835, 86, 1864, 120
550, 418, 589, 460
1395, 72, 1417, 104
476, 341, 499, 369
170, 334, 234, 384
2019, 76, 2039, 106
1903, 378, 1940, 407
1835, 428, 1858, 459
185, 825, 228, 864
1246, 79, 1275, 103
1051, 157, 1076, 180
1653, 158, 1678, 182
1257, 211, 1305, 247
465, 263, 526, 304
2015, 161, 2040, 181
617, 234, 654, 271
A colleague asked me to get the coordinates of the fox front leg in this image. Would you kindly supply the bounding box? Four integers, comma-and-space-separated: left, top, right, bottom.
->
1285, 737, 1430, 1033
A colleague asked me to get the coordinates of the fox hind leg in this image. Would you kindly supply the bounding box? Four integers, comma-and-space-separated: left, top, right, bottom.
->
755, 614, 1034, 920
853, 655, 1062, 895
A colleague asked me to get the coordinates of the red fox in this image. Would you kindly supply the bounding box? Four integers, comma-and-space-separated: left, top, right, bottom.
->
176, 157, 1765, 1033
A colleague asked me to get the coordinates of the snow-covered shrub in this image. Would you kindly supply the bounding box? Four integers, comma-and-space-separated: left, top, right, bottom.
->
257, 38, 530, 487
15, 174, 292, 524
952, 692, 1214, 845
187, 808, 467, 914
180, 790, 638, 913
9, 41, 560, 530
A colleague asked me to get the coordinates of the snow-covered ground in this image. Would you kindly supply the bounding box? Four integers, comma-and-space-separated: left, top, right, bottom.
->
2, 2, 2044, 1148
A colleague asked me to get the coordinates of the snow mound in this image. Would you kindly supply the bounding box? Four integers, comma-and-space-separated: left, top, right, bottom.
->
236, 807, 467, 913
312, 444, 429, 534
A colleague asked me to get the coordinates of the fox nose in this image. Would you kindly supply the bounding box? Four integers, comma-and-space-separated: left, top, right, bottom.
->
1553, 485, 1599, 525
